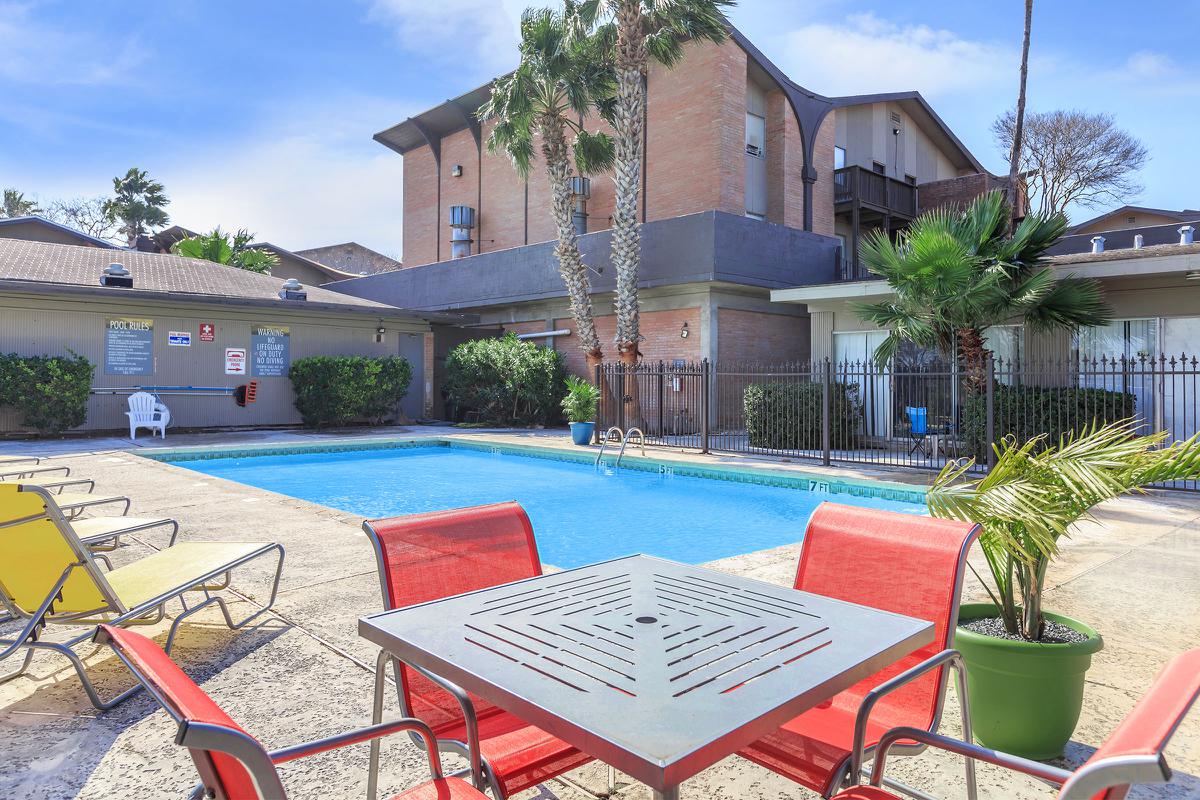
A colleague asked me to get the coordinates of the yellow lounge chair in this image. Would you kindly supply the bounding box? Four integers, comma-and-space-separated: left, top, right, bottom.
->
44, 491, 131, 518
0, 483, 283, 709
0, 455, 41, 467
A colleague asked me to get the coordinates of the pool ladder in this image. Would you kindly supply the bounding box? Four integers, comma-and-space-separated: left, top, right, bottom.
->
595, 426, 645, 468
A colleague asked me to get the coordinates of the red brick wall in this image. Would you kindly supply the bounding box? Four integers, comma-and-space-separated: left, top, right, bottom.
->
811, 113, 837, 236
717, 309, 810, 364
479, 119, 527, 253
919, 173, 1015, 215
402, 148, 438, 267
553, 308, 700, 378
441, 128, 479, 256
765, 88, 807, 228
645, 38, 745, 221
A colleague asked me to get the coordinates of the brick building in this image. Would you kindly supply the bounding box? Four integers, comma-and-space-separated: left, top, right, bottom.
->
327, 25, 995, 387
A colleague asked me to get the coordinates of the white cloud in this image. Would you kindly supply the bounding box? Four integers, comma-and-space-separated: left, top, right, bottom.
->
1121, 51, 1178, 81
366, 0, 524, 77
0, 2, 143, 87
765, 12, 1016, 98
157, 96, 417, 260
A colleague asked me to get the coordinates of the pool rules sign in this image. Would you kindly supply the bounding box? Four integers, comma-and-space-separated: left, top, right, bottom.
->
104, 318, 154, 375
251, 325, 290, 377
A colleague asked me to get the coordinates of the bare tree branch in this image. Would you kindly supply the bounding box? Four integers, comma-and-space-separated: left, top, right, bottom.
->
45, 196, 121, 242
993, 109, 1149, 219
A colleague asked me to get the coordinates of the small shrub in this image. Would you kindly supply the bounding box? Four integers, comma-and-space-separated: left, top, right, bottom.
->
0, 352, 94, 435
444, 334, 566, 426
288, 355, 412, 427
962, 384, 1137, 460
744, 381, 863, 450
561, 375, 600, 423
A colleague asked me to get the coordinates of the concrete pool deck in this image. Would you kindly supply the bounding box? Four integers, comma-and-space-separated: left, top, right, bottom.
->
1, 426, 1197, 799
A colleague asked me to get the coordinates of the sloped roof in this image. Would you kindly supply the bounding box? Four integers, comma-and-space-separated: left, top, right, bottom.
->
828, 91, 984, 173
0, 238, 401, 313
0, 215, 121, 249
1067, 205, 1200, 234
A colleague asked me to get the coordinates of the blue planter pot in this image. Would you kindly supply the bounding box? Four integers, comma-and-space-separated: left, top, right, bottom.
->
569, 421, 595, 446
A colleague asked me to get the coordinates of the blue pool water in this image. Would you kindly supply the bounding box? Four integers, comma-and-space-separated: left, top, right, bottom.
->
174, 446, 923, 568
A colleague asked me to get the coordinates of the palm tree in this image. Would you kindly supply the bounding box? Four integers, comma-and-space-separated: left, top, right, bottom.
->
1006, 0, 1034, 227
578, 0, 732, 423
479, 6, 616, 373
173, 228, 279, 275
2, 189, 41, 218
855, 190, 1110, 392
104, 167, 170, 247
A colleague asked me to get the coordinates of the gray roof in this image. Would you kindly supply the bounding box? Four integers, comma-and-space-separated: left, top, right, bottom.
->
0, 238, 403, 313
1052, 241, 1200, 265
1066, 205, 1200, 234
1048, 218, 1200, 256
0, 215, 121, 249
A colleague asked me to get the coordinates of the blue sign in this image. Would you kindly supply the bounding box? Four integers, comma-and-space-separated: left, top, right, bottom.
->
168, 331, 191, 347
104, 318, 154, 376
251, 325, 290, 377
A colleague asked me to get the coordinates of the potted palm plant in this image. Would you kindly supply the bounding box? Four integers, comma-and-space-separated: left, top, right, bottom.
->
927, 421, 1200, 758
562, 375, 600, 445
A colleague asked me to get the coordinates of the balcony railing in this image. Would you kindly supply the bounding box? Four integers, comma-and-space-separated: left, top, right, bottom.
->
833, 166, 918, 218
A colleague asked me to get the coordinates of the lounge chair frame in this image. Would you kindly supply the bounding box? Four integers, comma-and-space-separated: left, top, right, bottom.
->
95, 625, 470, 800
0, 485, 283, 709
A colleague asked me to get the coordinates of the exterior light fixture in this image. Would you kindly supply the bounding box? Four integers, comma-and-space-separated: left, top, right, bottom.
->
1186, 270, 1200, 281
680, 322, 690, 339
451, 164, 463, 177
376, 326, 386, 335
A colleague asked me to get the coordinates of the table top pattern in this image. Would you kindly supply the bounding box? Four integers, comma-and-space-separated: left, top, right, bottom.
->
361, 554, 933, 789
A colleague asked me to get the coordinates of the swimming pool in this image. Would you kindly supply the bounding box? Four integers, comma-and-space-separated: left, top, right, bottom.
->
163, 442, 925, 568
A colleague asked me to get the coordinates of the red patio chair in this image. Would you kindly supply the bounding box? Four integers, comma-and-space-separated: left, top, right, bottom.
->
737, 502, 981, 798
363, 501, 595, 800
833, 647, 1200, 800
94, 624, 490, 800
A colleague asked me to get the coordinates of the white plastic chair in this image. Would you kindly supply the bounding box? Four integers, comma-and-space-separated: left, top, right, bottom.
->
125, 392, 169, 439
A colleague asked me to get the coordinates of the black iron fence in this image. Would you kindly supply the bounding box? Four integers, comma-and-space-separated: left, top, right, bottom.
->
597, 354, 1200, 490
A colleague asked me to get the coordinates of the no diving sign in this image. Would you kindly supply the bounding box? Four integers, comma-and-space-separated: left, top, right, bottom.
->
224, 347, 247, 375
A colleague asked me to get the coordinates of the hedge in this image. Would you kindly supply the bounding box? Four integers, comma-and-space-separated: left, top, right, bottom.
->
744, 381, 863, 450
962, 384, 1137, 460
0, 352, 94, 435
288, 355, 412, 427
443, 334, 566, 426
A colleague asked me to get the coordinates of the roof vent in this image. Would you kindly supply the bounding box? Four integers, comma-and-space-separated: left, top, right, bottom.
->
1090, 236, 1105, 254
1180, 225, 1195, 246
1134, 234, 1144, 249
100, 262, 133, 288
278, 277, 307, 301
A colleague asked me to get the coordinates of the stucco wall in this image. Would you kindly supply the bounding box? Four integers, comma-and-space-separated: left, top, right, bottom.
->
0, 292, 428, 433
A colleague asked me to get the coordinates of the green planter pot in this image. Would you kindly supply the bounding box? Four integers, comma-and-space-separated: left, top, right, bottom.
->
954, 603, 1103, 760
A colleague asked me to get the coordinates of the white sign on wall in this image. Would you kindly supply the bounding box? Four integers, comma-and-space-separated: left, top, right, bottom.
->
224, 347, 247, 375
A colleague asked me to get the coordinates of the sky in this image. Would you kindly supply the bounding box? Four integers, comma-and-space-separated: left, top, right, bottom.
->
2, 0, 1197, 259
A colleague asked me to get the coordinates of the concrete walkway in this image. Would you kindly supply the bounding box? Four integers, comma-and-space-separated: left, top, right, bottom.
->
0, 428, 1197, 799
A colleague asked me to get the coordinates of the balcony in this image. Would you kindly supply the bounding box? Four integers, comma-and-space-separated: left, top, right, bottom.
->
833, 166, 918, 218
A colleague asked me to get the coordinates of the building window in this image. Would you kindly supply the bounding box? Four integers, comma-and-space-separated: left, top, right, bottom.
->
834, 146, 846, 170
984, 325, 1025, 385
745, 112, 767, 218
872, 161, 886, 174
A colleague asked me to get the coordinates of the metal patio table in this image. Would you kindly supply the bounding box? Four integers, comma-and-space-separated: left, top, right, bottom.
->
359, 554, 934, 800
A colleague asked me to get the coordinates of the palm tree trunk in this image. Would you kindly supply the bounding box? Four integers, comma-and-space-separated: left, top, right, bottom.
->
613, 0, 647, 427
957, 326, 990, 395
1007, 0, 1033, 227
541, 119, 604, 370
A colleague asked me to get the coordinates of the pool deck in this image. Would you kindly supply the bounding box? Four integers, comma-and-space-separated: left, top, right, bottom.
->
1, 425, 1197, 799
